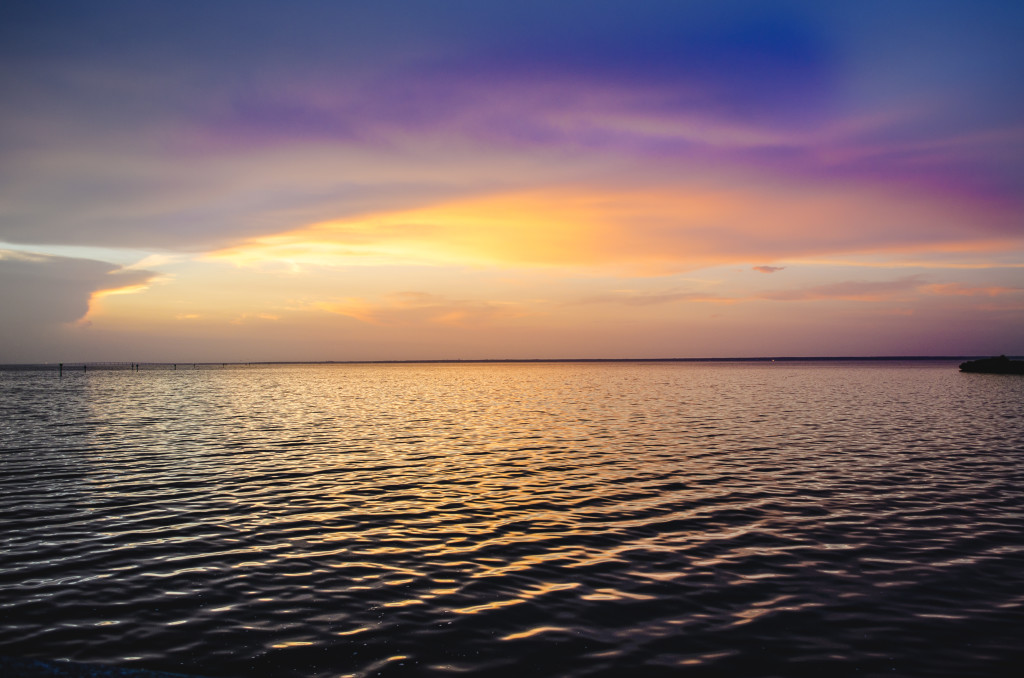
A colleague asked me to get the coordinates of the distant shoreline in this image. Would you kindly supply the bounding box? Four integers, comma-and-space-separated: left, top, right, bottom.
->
3, 356, 1018, 370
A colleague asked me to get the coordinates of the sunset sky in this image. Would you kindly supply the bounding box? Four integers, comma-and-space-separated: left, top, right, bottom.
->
2, 1, 1022, 362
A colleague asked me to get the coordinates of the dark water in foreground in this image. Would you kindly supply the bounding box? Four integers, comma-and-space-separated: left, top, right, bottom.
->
1, 361, 1022, 677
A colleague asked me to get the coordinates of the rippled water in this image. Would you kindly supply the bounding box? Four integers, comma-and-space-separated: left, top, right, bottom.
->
1, 361, 1022, 677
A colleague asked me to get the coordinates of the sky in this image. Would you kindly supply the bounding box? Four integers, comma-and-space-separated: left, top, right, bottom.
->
1, 0, 1022, 362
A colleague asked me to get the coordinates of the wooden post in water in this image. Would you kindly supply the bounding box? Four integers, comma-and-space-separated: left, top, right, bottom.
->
59, 363, 62, 376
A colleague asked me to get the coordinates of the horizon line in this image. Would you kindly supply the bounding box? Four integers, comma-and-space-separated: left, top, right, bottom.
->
3, 355, 1018, 369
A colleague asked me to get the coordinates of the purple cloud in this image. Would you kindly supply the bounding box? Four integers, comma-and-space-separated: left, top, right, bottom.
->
758, 277, 924, 302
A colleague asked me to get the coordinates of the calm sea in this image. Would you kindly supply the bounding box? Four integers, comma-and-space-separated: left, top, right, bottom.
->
1, 361, 1022, 677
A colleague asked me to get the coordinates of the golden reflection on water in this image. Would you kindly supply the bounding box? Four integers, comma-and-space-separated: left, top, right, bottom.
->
500, 626, 570, 641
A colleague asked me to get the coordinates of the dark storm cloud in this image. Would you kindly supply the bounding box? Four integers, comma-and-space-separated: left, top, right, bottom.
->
0, 251, 156, 327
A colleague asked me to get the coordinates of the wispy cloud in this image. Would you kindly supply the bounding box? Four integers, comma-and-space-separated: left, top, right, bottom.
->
922, 283, 1021, 297
314, 292, 528, 327
757, 277, 924, 302
229, 313, 281, 325
575, 289, 734, 306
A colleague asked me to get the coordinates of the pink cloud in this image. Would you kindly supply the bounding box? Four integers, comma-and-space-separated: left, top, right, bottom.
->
922, 283, 1020, 297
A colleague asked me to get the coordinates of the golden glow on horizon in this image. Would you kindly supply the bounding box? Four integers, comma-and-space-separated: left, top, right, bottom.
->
207, 191, 616, 270
203, 188, 782, 273
204, 185, 1017, 276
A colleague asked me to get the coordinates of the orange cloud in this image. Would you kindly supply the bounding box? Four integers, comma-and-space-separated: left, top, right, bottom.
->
206, 184, 1015, 275
90, 283, 153, 300
80, 271, 162, 324
314, 292, 529, 327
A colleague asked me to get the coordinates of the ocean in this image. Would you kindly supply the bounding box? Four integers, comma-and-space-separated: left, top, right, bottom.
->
1, 361, 1022, 677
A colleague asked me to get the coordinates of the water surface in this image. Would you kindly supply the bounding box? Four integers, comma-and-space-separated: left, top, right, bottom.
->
1, 362, 1022, 676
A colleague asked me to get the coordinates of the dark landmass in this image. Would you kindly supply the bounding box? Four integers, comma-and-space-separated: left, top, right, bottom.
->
959, 355, 1024, 374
